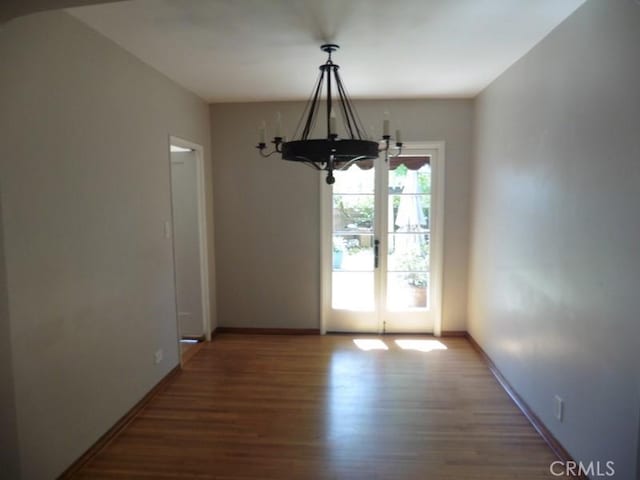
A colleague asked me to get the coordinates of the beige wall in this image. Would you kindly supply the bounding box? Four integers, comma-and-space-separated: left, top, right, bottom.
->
0, 11, 213, 479
468, 0, 640, 477
210, 99, 472, 332
0, 196, 20, 479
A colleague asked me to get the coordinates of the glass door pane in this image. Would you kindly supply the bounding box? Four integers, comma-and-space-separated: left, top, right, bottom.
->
332, 165, 375, 311
386, 160, 431, 311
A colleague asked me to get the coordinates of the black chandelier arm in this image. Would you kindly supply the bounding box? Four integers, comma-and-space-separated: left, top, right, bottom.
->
301, 68, 325, 140
257, 147, 279, 158
256, 137, 284, 157
334, 69, 364, 139
325, 64, 333, 138
335, 71, 355, 138
294, 81, 317, 140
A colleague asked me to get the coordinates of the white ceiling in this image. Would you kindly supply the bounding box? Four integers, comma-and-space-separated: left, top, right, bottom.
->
68, 0, 586, 103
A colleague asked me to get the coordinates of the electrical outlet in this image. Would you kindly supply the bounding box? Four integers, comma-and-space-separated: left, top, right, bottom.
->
554, 395, 564, 422
154, 349, 163, 364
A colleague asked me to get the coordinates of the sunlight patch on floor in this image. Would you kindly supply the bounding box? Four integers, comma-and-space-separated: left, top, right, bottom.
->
353, 338, 448, 352
353, 339, 389, 351
395, 339, 447, 352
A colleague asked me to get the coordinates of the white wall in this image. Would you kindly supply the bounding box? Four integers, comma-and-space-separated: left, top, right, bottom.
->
171, 151, 204, 337
468, 0, 640, 478
210, 99, 472, 332
0, 11, 213, 479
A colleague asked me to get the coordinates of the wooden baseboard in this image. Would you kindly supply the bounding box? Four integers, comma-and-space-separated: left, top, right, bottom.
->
440, 330, 468, 337
215, 327, 320, 335
57, 365, 181, 479
214, 328, 465, 337
465, 333, 585, 478
326, 331, 468, 337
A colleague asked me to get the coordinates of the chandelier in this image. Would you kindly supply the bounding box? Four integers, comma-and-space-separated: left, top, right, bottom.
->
256, 44, 402, 184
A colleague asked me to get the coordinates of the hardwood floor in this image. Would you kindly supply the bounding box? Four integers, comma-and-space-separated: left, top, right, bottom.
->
180, 340, 204, 365
72, 334, 568, 479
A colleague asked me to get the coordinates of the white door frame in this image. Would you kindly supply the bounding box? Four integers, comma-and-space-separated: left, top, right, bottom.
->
168, 136, 212, 345
319, 141, 445, 336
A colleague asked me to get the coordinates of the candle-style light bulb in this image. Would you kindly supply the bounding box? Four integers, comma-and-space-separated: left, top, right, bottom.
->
330, 111, 337, 136
275, 112, 282, 138
383, 111, 390, 137
395, 129, 402, 143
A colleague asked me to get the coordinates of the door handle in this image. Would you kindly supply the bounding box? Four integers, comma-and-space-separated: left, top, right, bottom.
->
374, 239, 380, 269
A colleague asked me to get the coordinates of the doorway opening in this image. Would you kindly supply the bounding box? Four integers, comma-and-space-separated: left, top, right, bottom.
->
169, 136, 211, 364
320, 142, 445, 335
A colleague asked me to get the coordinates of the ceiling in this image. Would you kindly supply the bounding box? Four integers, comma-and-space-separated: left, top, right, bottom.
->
68, 0, 586, 103
0, 0, 121, 24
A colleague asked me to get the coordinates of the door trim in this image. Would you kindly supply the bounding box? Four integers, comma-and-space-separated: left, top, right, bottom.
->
168, 136, 212, 349
319, 141, 445, 336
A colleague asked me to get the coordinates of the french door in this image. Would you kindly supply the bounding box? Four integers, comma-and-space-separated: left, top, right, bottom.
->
321, 143, 444, 334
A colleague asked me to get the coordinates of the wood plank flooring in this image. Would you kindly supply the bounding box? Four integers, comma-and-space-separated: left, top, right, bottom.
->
72, 334, 568, 479
181, 340, 204, 365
